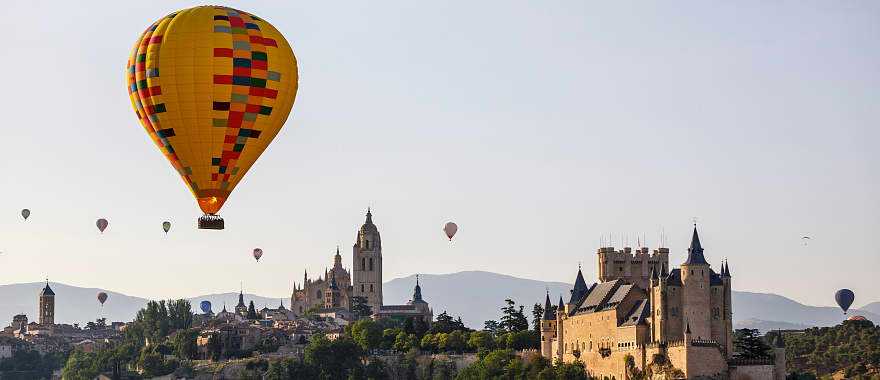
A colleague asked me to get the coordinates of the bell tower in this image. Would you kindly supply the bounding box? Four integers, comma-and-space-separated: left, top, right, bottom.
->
352, 208, 383, 314
39, 280, 55, 326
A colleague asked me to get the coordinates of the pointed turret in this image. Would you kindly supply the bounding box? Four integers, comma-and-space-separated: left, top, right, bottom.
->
724, 259, 731, 277
557, 296, 565, 316
542, 291, 554, 320
568, 264, 589, 304
237, 290, 246, 308
40, 281, 55, 296
683, 226, 708, 265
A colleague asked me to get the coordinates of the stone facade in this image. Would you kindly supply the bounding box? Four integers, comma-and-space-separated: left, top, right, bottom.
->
542, 226, 782, 379
38, 282, 55, 326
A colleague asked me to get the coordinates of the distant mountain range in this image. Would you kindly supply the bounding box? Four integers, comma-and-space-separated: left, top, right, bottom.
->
1, 271, 876, 334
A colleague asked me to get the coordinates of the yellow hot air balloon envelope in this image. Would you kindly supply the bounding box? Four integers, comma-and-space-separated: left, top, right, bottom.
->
126, 6, 298, 229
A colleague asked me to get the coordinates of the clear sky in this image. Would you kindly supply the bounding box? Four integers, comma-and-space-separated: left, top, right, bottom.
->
1, 1, 877, 308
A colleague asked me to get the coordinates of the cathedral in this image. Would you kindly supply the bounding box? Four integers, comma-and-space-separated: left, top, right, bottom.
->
290, 209, 432, 325
541, 226, 785, 379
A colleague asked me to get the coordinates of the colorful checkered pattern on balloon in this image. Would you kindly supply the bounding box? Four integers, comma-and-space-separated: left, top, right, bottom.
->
127, 14, 195, 188
211, 7, 281, 189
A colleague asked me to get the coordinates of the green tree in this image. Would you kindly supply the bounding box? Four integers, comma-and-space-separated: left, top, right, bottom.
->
62, 351, 100, 380
173, 328, 199, 360
431, 311, 469, 334
167, 299, 194, 330
350, 296, 373, 319
500, 299, 530, 333
734, 328, 772, 359
483, 320, 501, 335
351, 318, 383, 352
304, 334, 363, 379
467, 330, 496, 351
532, 303, 545, 332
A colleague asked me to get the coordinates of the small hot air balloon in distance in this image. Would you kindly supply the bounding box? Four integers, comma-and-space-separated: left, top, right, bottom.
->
200, 300, 212, 314
443, 222, 458, 241
835, 289, 855, 315
97, 292, 108, 306
162, 221, 171, 234
253, 248, 263, 262
802, 236, 811, 246
126, 6, 299, 230
96, 219, 109, 233
21, 209, 30, 220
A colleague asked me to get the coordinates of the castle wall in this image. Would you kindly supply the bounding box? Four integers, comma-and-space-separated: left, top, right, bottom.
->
560, 309, 618, 361
730, 364, 774, 380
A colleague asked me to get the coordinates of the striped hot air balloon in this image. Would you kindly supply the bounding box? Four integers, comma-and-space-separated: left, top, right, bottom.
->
126, 6, 299, 230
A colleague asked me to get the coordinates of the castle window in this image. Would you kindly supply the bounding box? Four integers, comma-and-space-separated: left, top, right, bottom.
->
362, 258, 366, 270
690, 270, 694, 275
370, 284, 374, 292
361, 284, 365, 292
365, 240, 370, 249
369, 258, 374, 271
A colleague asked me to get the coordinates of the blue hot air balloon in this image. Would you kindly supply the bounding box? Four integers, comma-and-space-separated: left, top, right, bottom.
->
835, 289, 855, 315
200, 300, 212, 314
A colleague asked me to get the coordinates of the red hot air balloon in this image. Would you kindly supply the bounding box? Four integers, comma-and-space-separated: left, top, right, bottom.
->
444, 222, 458, 241
96, 219, 109, 233
253, 248, 263, 262
97, 292, 108, 306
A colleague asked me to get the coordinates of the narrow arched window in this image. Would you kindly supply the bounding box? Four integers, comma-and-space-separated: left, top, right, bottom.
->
361, 284, 365, 292
369, 258, 374, 271
361, 258, 366, 270
370, 284, 374, 292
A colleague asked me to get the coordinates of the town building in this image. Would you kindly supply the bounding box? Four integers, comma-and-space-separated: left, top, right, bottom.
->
541, 226, 785, 380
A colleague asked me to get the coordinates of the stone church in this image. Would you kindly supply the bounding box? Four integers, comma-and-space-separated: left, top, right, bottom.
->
541, 226, 786, 380
290, 209, 432, 325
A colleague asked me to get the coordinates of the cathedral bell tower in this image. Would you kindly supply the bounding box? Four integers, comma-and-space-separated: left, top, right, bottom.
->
353, 208, 383, 314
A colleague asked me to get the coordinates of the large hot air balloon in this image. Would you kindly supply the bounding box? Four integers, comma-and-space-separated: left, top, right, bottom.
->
253, 248, 263, 262
835, 289, 855, 314
126, 6, 299, 230
97, 292, 108, 306
96, 219, 109, 233
21, 209, 30, 220
200, 300, 212, 314
162, 221, 172, 234
443, 222, 458, 241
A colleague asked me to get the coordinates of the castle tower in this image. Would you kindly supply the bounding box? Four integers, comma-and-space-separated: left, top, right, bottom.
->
540, 291, 557, 358
39, 281, 55, 326
555, 295, 565, 362
722, 259, 734, 356
352, 208, 382, 313
680, 226, 711, 340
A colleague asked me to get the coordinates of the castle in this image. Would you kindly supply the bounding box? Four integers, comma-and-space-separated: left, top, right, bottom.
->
290, 209, 432, 325
541, 226, 786, 380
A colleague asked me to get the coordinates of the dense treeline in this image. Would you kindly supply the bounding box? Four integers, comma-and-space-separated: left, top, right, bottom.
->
781, 319, 880, 379
62, 299, 197, 379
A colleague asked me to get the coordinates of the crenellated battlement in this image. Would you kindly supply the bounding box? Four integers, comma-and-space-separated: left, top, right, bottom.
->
597, 246, 669, 290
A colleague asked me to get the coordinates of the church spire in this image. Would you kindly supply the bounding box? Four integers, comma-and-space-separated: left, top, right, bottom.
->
365, 207, 373, 224
683, 225, 708, 265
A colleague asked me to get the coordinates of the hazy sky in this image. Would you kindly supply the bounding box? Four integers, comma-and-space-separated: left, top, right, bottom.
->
1, 1, 877, 308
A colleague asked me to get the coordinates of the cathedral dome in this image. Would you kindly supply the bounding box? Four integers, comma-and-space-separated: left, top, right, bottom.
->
357, 208, 381, 248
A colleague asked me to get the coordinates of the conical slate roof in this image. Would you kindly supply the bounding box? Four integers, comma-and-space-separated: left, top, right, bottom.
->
683, 226, 708, 265
542, 292, 554, 320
